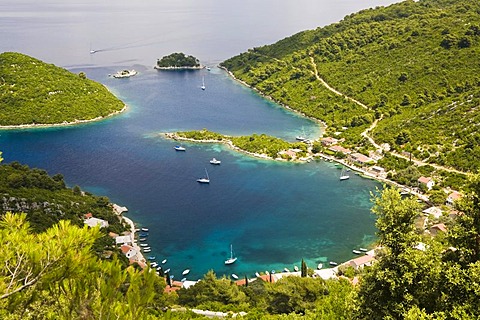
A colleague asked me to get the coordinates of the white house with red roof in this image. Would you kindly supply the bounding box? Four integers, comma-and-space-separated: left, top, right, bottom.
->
328, 145, 352, 155
418, 176, 435, 190
349, 255, 376, 270
446, 191, 462, 206
349, 152, 375, 166
320, 137, 338, 146
120, 244, 138, 259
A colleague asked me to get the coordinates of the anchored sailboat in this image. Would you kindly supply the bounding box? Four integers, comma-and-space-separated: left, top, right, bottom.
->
201, 76, 206, 90
225, 244, 237, 265
197, 168, 210, 183
339, 167, 350, 180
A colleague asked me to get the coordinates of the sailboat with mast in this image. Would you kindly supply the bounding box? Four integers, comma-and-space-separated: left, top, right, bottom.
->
225, 244, 237, 265
197, 168, 210, 183
339, 167, 350, 180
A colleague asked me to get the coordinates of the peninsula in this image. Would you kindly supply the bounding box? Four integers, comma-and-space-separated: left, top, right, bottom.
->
154, 52, 202, 70
164, 129, 310, 161
0, 52, 126, 127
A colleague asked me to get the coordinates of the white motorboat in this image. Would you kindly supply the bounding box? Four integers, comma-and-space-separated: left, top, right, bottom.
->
209, 158, 221, 165
112, 69, 137, 78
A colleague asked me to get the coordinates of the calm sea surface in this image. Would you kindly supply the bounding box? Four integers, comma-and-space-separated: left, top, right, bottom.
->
0, 0, 398, 279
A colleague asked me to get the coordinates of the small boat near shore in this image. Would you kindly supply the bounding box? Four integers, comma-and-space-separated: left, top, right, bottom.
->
174, 145, 186, 151
293, 266, 299, 272
339, 168, 350, 181
182, 269, 190, 276
139, 238, 147, 242
329, 261, 338, 266
150, 262, 158, 268
231, 274, 238, 279
147, 256, 156, 260
142, 247, 151, 251
353, 250, 361, 254
255, 272, 260, 277
209, 158, 221, 165
317, 263, 323, 270
141, 227, 149, 232
360, 248, 368, 252
284, 268, 290, 273
112, 69, 137, 78
162, 259, 167, 264
143, 249, 151, 253
140, 243, 149, 247
164, 268, 171, 274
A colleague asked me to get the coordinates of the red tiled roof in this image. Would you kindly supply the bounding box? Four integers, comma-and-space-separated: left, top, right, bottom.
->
431, 223, 447, 233
328, 145, 351, 154
350, 152, 372, 163
120, 244, 132, 254
448, 191, 462, 201
418, 176, 432, 184
350, 255, 375, 267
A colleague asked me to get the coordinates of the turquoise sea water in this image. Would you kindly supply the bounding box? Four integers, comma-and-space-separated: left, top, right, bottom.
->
0, 0, 399, 279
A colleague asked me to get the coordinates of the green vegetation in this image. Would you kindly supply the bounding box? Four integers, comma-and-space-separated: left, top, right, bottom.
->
176, 129, 224, 141
221, 0, 480, 173
0, 52, 125, 126
156, 52, 201, 68
0, 161, 128, 263
0, 161, 125, 234
0, 213, 167, 320
356, 176, 480, 319
175, 129, 308, 159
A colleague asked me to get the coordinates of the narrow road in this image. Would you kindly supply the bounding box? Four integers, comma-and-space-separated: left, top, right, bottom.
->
307, 55, 466, 175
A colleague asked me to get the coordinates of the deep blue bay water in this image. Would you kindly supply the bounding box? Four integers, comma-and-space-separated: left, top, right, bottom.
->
0, 0, 400, 279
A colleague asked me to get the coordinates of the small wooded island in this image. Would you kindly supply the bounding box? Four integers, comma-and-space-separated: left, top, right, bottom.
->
0, 52, 125, 127
154, 52, 202, 70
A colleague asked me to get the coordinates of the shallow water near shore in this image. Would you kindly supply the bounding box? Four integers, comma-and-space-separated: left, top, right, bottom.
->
0, 0, 400, 279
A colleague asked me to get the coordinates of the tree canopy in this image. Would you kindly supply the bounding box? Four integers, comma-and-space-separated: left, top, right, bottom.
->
0, 52, 125, 126
156, 52, 200, 68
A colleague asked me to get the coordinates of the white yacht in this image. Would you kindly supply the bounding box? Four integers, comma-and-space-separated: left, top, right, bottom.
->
209, 158, 221, 165
112, 69, 137, 78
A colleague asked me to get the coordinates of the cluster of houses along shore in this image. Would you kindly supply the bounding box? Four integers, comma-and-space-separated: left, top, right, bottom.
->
83, 204, 147, 268
318, 136, 464, 208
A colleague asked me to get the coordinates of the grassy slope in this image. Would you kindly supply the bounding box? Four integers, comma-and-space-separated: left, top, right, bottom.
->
221, 0, 480, 172
0, 52, 124, 126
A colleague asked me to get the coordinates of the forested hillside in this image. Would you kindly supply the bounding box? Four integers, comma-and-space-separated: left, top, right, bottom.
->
0, 52, 124, 126
221, 0, 480, 173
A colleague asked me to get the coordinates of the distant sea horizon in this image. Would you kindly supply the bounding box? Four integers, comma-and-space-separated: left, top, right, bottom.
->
0, 0, 399, 279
